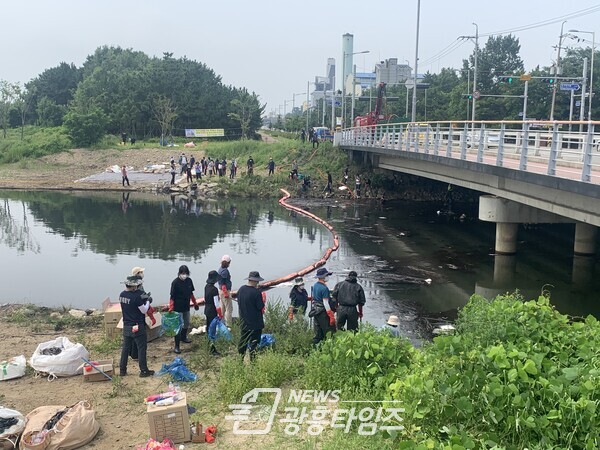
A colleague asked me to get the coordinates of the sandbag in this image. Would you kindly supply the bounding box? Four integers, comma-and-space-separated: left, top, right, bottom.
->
0, 355, 26, 381
29, 337, 89, 379
0, 407, 26, 450
19, 401, 99, 450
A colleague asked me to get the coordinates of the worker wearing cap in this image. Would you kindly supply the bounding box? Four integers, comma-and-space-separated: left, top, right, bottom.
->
289, 276, 309, 318
237, 271, 265, 361
309, 267, 336, 345
218, 255, 233, 327
332, 270, 366, 332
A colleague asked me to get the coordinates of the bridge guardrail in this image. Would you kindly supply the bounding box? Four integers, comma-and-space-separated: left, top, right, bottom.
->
339, 121, 600, 184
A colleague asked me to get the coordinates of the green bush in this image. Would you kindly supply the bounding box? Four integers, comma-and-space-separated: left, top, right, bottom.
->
389, 294, 600, 449
0, 126, 71, 163
303, 327, 414, 399
263, 302, 313, 355
217, 351, 304, 404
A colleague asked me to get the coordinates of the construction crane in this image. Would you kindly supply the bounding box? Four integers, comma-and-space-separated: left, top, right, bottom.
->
354, 82, 388, 127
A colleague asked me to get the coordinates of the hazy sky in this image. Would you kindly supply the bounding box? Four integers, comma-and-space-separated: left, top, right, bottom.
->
2, 1, 600, 116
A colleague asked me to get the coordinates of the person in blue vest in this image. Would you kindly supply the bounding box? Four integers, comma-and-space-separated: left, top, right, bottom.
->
218, 255, 233, 327
118, 276, 154, 377
309, 267, 336, 345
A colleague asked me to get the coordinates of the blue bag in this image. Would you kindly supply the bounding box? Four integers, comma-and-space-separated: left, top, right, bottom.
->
162, 312, 184, 337
155, 357, 198, 382
208, 317, 232, 342
257, 333, 275, 349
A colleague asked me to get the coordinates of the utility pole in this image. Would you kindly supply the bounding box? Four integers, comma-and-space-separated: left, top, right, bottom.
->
471, 23, 479, 127
522, 80, 529, 120
411, 0, 421, 123
550, 21, 567, 120
580, 57, 588, 131
306, 81, 310, 132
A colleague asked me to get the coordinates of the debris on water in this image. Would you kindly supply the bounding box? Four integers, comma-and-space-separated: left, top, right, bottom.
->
378, 217, 387, 219
424, 278, 432, 285
446, 264, 459, 270
432, 324, 456, 335
360, 255, 378, 261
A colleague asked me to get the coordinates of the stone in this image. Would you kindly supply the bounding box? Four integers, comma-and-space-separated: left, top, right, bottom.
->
68, 309, 87, 318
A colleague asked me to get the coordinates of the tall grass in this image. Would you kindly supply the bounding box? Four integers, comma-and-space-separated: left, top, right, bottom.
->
0, 126, 71, 163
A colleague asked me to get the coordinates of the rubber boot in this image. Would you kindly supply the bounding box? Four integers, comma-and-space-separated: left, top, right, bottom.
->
210, 343, 221, 356
173, 334, 181, 354
181, 328, 192, 344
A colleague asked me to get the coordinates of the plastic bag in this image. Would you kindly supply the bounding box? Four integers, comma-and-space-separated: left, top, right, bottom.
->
161, 312, 183, 337
0, 406, 26, 448
155, 357, 197, 382
207, 317, 232, 342
136, 438, 176, 449
0, 355, 26, 381
29, 337, 89, 379
257, 334, 275, 350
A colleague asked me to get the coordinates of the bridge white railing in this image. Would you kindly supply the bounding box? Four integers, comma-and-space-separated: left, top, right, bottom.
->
338, 121, 600, 184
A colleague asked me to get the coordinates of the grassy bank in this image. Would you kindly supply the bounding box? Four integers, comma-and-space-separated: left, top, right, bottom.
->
4, 292, 597, 449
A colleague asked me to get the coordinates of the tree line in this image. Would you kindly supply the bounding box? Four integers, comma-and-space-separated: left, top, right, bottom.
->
0, 46, 264, 146
282, 35, 599, 130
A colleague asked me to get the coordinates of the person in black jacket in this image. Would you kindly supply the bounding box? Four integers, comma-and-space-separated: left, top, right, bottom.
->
332, 270, 366, 332
204, 270, 222, 356
237, 271, 265, 361
169, 265, 200, 354
289, 276, 309, 316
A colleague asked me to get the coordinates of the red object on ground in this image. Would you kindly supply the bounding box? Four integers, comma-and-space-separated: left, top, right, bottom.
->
205, 425, 217, 443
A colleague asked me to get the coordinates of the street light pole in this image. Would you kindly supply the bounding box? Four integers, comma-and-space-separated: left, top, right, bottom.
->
550, 21, 568, 121
471, 23, 479, 128
569, 29, 595, 120
342, 50, 370, 127
411, 0, 421, 123
306, 81, 310, 132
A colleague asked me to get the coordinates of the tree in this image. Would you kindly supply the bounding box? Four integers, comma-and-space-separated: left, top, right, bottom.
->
13, 84, 35, 140
0, 80, 18, 138
151, 95, 177, 144
228, 90, 265, 139
63, 95, 108, 147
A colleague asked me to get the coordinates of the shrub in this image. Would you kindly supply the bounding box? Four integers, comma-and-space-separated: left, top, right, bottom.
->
303, 327, 414, 399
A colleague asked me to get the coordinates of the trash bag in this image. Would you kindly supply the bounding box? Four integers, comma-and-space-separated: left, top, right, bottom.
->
207, 317, 232, 342
161, 312, 183, 337
29, 337, 89, 379
155, 357, 197, 382
0, 406, 26, 449
257, 334, 275, 350
0, 355, 26, 381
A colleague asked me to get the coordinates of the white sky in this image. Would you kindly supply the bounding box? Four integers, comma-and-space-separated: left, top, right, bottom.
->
2, 1, 600, 115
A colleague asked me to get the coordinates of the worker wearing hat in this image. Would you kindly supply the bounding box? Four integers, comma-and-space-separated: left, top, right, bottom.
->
309, 267, 336, 345
381, 315, 401, 338
237, 271, 265, 361
218, 255, 233, 327
331, 270, 366, 332
289, 276, 309, 319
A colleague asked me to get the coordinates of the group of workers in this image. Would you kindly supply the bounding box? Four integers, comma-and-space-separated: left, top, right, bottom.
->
117, 258, 402, 377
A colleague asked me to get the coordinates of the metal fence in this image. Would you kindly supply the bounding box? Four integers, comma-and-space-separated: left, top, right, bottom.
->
339, 121, 600, 184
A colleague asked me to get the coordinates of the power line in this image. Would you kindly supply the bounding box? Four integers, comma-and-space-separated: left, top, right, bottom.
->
420, 5, 600, 69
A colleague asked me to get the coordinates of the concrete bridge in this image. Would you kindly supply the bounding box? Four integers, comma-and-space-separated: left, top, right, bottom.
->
338, 120, 600, 256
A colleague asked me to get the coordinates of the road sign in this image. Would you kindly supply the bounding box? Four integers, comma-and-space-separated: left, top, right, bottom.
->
518, 112, 524, 117
560, 83, 581, 91
473, 90, 481, 100
576, 101, 581, 107
520, 74, 532, 81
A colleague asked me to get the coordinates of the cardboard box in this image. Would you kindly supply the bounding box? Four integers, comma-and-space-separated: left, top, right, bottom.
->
83, 359, 114, 382
116, 312, 163, 342
102, 297, 122, 339
147, 392, 190, 443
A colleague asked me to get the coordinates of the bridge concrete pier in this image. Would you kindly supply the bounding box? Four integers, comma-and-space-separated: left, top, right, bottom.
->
479, 195, 574, 255
574, 223, 598, 255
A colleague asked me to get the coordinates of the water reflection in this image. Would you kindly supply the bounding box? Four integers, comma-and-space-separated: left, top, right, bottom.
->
0, 198, 40, 254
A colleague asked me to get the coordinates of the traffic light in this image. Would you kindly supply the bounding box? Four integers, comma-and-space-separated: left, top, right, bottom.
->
462, 94, 473, 99
498, 76, 514, 83
542, 78, 555, 84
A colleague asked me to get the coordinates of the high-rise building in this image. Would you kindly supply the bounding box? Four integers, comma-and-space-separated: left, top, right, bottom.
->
375, 58, 411, 86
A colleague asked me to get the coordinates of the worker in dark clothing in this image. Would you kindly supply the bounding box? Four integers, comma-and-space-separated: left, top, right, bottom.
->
169, 265, 200, 354
309, 267, 336, 345
267, 158, 275, 175
247, 156, 254, 175
311, 133, 319, 149
204, 270, 222, 356
119, 276, 154, 377
289, 276, 309, 317
332, 270, 366, 332
325, 170, 333, 195
237, 271, 265, 361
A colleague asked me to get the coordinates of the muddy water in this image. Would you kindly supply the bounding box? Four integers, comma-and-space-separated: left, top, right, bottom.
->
1, 190, 598, 342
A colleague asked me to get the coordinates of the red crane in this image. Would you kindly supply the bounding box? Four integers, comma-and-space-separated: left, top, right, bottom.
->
354, 82, 388, 127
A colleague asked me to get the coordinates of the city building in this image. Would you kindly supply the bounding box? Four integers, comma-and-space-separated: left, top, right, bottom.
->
375, 58, 411, 86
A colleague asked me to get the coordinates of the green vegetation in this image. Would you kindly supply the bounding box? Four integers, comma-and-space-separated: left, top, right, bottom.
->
2, 304, 102, 331
4, 292, 598, 449
0, 126, 71, 163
